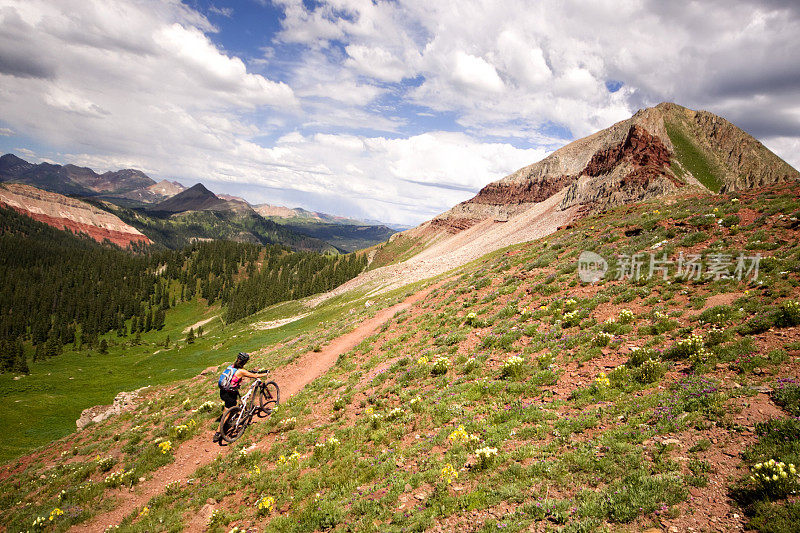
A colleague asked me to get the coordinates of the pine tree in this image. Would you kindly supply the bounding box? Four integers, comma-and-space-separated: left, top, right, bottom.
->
0, 339, 12, 371
99, 339, 108, 354
33, 343, 43, 362
186, 328, 195, 345
154, 308, 165, 331
12, 342, 28, 374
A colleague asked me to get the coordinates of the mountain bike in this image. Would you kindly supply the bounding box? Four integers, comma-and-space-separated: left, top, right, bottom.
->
218, 374, 279, 444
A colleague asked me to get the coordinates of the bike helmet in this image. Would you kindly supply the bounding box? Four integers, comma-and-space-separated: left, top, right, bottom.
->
236, 352, 250, 365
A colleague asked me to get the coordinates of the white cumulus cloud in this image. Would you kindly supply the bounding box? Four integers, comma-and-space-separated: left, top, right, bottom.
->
2, 0, 799, 227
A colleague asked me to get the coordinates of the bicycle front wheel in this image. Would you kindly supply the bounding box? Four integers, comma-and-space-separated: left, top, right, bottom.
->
256, 381, 280, 417
219, 406, 247, 443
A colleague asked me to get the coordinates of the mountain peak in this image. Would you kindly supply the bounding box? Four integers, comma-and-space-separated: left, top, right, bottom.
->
429, 102, 798, 235
185, 183, 212, 194
0, 153, 34, 174
149, 182, 251, 214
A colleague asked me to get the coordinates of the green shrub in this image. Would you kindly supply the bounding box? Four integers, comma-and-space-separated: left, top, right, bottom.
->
743, 419, 800, 470
626, 347, 656, 367
721, 214, 740, 228
687, 458, 712, 487
680, 230, 709, 246
739, 312, 778, 335
618, 309, 635, 324
772, 383, 800, 416
705, 327, 729, 346
698, 305, 737, 326
562, 310, 583, 328
746, 500, 800, 533
579, 471, 687, 523
777, 300, 800, 327
500, 355, 525, 380
97, 457, 115, 473
632, 359, 666, 384
665, 334, 709, 367
608, 365, 631, 388
430, 356, 450, 376
593, 332, 612, 347
749, 459, 800, 499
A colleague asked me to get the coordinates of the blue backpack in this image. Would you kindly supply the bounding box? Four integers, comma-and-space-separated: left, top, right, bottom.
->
218, 365, 237, 390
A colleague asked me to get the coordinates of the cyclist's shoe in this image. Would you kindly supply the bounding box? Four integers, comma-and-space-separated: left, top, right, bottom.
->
212, 432, 222, 443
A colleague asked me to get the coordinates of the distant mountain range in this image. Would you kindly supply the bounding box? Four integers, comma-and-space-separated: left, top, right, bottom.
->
0, 153, 401, 227
0, 153, 176, 204
0, 154, 398, 252
255, 204, 366, 225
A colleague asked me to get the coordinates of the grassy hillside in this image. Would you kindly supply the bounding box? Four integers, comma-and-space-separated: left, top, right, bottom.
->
665, 120, 724, 193
0, 280, 382, 464
2, 183, 800, 532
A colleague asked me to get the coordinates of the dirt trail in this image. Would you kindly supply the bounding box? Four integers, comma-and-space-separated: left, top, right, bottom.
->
183, 316, 217, 334
70, 284, 437, 532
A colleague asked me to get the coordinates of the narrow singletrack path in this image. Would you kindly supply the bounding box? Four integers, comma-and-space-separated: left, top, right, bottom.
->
70, 284, 437, 532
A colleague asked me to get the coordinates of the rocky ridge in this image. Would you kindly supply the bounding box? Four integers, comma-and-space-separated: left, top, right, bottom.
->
427, 102, 798, 234
0, 183, 151, 247
0, 154, 184, 204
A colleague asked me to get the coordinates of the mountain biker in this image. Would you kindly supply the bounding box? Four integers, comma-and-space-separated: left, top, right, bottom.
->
213, 352, 269, 442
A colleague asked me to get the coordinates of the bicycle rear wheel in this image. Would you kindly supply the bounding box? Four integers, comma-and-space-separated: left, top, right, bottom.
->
219, 406, 247, 443
256, 381, 280, 417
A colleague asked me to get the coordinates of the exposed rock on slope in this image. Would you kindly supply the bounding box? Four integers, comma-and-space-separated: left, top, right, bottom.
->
0, 183, 151, 247
76, 386, 149, 430
431, 102, 798, 234
254, 203, 370, 225
310, 103, 798, 303
148, 179, 185, 197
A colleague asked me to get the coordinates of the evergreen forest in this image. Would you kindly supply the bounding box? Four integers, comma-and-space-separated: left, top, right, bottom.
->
0, 206, 365, 373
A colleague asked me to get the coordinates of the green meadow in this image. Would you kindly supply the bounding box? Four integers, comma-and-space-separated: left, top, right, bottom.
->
0, 287, 375, 463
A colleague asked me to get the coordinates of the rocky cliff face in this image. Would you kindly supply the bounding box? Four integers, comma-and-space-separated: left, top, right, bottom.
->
0, 183, 151, 247
428, 103, 798, 234
677, 107, 798, 192
559, 124, 680, 214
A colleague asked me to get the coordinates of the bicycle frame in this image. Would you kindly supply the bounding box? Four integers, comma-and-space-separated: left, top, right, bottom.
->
231, 378, 261, 427
218, 376, 278, 444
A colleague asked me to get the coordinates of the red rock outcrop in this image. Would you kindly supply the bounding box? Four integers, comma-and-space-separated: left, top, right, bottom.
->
581, 125, 671, 180
468, 173, 574, 205
0, 184, 151, 248
428, 216, 480, 234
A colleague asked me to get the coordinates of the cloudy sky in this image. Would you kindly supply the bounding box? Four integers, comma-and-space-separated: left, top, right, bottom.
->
1, 0, 798, 225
